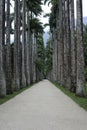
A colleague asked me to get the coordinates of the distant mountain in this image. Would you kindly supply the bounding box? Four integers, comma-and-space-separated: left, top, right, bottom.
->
43, 32, 50, 45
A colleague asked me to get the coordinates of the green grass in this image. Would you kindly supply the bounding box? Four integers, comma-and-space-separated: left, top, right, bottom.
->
53, 82, 87, 111
0, 85, 32, 105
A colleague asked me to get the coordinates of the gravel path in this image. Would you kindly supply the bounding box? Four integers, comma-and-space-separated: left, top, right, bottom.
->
0, 80, 87, 130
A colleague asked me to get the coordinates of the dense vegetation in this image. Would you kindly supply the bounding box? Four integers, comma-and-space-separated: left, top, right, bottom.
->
83, 24, 87, 80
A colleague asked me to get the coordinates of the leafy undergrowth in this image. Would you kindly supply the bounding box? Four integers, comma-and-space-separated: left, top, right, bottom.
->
0, 85, 32, 105
53, 82, 87, 111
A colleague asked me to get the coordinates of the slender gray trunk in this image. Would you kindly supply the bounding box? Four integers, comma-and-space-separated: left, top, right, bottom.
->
25, 7, 30, 85
0, 0, 6, 97
32, 32, 36, 83
76, 0, 86, 96
63, 0, 68, 87
70, 0, 76, 92
66, 0, 71, 89
14, 0, 20, 90
29, 33, 33, 83
57, 0, 62, 84
21, 0, 26, 87
52, 28, 58, 82
58, 0, 64, 85
18, 0, 21, 87
6, 0, 13, 94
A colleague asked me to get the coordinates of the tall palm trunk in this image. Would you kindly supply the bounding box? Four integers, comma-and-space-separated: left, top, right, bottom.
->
60, 0, 64, 86
14, 0, 20, 90
58, 0, 64, 85
70, 0, 76, 92
76, 0, 86, 96
25, 6, 30, 85
66, 0, 71, 89
2, 0, 5, 46
57, 0, 62, 84
29, 32, 33, 83
56, 2, 59, 83
32, 32, 36, 83
63, 0, 68, 87
6, 0, 13, 94
0, 0, 6, 97
2, 0, 6, 73
18, 0, 21, 86
22, 0, 26, 87
52, 28, 58, 82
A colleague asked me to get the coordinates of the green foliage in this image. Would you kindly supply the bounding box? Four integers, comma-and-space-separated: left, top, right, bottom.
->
27, 0, 43, 16
50, 0, 58, 28
45, 40, 53, 76
53, 82, 87, 111
36, 36, 53, 78
85, 68, 87, 81
44, 0, 57, 6
30, 18, 44, 34
36, 35, 45, 76
83, 24, 87, 80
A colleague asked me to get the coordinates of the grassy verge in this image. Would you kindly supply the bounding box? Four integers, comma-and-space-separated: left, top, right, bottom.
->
0, 85, 32, 105
53, 82, 87, 111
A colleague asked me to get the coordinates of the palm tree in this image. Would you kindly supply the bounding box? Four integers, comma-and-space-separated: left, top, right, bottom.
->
49, 2, 57, 81
29, 0, 43, 17
76, 0, 86, 96
21, 0, 26, 87
31, 30, 37, 83
52, 28, 57, 82
25, 1, 30, 85
58, 0, 64, 85
27, 0, 43, 83
65, 0, 71, 89
30, 17, 44, 82
0, 0, 6, 97
14, 0, 20, 90
62, 0, 67, 87
46, 0, 58, 82
18, 0, 21, 87
70, 0, 76, 92
2, 0, 6, 74
2, 0, 5, 46
6, 0, 13, 94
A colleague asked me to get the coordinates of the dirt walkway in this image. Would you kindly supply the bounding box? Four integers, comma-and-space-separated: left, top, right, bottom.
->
0, 80, 87, 130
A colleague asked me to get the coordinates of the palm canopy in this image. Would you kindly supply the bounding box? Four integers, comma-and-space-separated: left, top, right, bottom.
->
44, 0, 57, 5
49, 1, 58, 31
30, 18, 44, 35
27, 0, 43, 16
